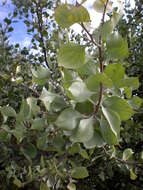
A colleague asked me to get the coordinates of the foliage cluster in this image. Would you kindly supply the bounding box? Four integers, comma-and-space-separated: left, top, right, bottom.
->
0, 0, 143, 189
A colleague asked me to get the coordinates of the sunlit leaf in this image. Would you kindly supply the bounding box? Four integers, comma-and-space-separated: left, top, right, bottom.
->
32, 66, 50, 85
104, 63, 125, 88
130, 169, 137, 180
40, 87, 66, 111
67, 182, 76, 190
123, 148, 134, 161
106, 33, 129, 59
103, 96, 134, 121
55, 4, 90, 28
100, 115, 118, 145
93, 0, 113, 13
58, 43, 85, 69
129, 96, 143, 109
85, 73, 112, 91
102, 106, 120, 138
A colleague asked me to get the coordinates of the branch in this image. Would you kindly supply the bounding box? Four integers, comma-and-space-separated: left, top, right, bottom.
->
75, 1, 100, 47
35, 3, 50, 70
94, 0, 109, 116
80, 23, 101, 47
103, 147, 143, 166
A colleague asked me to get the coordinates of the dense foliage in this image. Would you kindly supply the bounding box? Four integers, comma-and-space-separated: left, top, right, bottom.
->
0, 0, 143, 189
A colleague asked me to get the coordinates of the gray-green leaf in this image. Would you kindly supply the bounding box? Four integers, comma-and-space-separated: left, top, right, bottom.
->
58, 43, 85, 69
55, 108, 82, 131
71, 167, 89, 179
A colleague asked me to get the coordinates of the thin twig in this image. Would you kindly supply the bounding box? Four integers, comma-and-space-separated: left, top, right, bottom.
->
80, 23, 101, 47
94, 0, 109, 116
75, 1, 100, 47
35, 2, 51, 70
103, 146, 143, 166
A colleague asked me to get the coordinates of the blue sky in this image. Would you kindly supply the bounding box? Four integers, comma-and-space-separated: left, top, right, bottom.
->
0, 0, 135, 47
0, 0, 30, 46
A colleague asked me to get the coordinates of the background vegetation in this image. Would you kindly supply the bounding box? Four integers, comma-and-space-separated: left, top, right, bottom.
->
0, 0, 143, 189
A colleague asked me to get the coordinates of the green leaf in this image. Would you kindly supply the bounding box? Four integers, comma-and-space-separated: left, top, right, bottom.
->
106, 33, 129, 59
102, 107, 120, 138
27, 97, 40, 117
130, 169, 137, 180
13, 177, 23, 188
40, 182, 50, 190
40, 87, 55, 111
4, 17, 11, 25
79, 148, 89, 159
67, 182, 76, 190
15, 76, 23, 84
93, 0, 112, 13
123, 148, 134, 161
22, 143, 37, 159
117, 77, 139, 90
93, 0, 105, 13
40, 87, 66, 111
104, 63, 125, 88
37, 135, 48, 151
70, 117, 94, 143
103, 96, 134, 121
12, 124, 26, 143
51, 96, 67, 112
112, 2, 123, 27
31, 118, 46, 131
32, 66, 50, 85
100, 115, 118, 145
75, 101, 93, 115
0, 130, 11, 142
85, 73, 112, 91
77, 59, 97, 77
61, 68, 73, 88
124, 87, 132, 99
71, 167, 89, 179
58, 43, 85, 69
68, 143, 80, 155
53, 135, 65, 150
16, 65, 21, 74
0, 106, 16, 117
16, 99, 30, 124
55, 4, 90, 28
55, 108, 82, 131
69, 81, 93, 102
99, 20, 113, 40
84, 130, 104, 149
129, 96, 143, 109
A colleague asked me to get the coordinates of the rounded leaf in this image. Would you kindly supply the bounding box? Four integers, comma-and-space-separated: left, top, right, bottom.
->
71, 167, 89, 179
55, 108, 82, 131
58, 43, 85, 69
55, 4, 90, 28
106, 33, 129, 59
103, 96, 134, 121
70, 117, 94, 143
